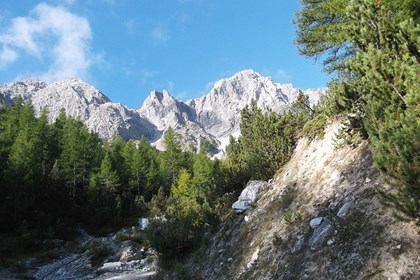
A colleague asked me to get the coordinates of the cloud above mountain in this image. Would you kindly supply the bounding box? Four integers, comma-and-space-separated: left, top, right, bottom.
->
0, 3, 93, 81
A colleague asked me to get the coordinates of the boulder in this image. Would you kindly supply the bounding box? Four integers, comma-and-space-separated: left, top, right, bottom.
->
309, 218, 333, 250
292, 237, 305, 253
232, 200, 249, 214
138, 217, 149, 230
232, 181, 272, 213
309, 217, 323, 229
337, 201, 353, 218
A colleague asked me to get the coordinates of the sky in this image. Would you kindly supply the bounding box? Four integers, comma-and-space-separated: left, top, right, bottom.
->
0, 0, 331, 108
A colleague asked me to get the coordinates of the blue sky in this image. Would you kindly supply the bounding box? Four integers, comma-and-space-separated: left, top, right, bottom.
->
0, 0, 331, 108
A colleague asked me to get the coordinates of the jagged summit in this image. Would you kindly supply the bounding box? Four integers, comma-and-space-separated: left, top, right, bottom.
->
0, 70, 326, 154
188, 69, 313, 141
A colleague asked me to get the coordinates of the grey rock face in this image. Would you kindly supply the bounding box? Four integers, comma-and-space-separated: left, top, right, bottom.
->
309, 218, 333, 250
337, 201, 353, 218
0, 70, 326, 153
292, 237, 305, 253
188, 70, 325, 149
232, 180, 272, 213
310, 217, 324, 229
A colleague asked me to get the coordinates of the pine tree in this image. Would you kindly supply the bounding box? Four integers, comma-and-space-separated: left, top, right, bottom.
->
98, 152, 121, 190
128, 138, 148, 196
56, 118, 100, 203
161, 127, 184, 186
295, 0, 420, 219
239, 100, 295, 180
32, 108, 56, 185
192, 149, 214, 198
107, 134, 128, 185
4, 101, 39, 223
167, 169, 209, 226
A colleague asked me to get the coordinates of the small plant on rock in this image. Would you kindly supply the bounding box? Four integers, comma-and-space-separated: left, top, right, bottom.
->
283, 209, 303, 226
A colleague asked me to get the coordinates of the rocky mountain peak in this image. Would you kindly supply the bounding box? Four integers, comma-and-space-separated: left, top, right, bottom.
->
47, 79, 111, 105
0, 70, 326, 155
144, 89, 178, 107
188, 70, 301, 141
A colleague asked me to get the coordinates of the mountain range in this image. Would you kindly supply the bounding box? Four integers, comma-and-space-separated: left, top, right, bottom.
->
0, 69, 326, 155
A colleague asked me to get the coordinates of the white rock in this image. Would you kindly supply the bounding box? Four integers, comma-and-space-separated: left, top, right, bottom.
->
232, 181, 272, 213
138, 217, 149, 230
99, 262, 122, 272
310, 217, 324, 229
247, 247, 260, 269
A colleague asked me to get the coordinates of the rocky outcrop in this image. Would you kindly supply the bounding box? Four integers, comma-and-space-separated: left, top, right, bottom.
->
185, 122, 420, 280
232, 181, 273, 213
0, 70, 325, 154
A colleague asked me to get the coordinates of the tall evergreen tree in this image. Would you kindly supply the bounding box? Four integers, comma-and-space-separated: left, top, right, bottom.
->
55, 118, 100, 203
295, 0, 420, 219
192, 149, 214, 198
161, 127, 184, 187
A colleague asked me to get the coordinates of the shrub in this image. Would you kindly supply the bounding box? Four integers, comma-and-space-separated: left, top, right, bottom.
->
114, 227, 146, 245
301, 114, 327, 141
283, 209, 302, 226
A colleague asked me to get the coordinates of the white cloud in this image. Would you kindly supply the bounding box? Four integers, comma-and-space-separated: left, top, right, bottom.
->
0, 3, 94, 81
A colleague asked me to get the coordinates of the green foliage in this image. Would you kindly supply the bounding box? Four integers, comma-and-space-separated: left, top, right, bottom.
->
294, 0, 350, 73
240, 100, 296, 180
199, 138, 216, 154
161, 127, 185, 186
283, 209, 302, 226
145, 218, 204, 262
295, 0, 420, 220
97, 152, 121, 190
301, 114, 328, 140
222, 97, 312, 188
114, 227, 146, 244
167, 169, 210, 227
85, 239, 111, 267
0, 99, 226, 261
148, 186, 167, 217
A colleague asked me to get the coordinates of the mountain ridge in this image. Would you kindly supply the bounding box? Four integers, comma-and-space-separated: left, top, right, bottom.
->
0, 70, 327, 153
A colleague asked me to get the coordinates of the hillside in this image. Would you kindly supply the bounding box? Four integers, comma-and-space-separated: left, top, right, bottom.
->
183, 121, 419, 279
